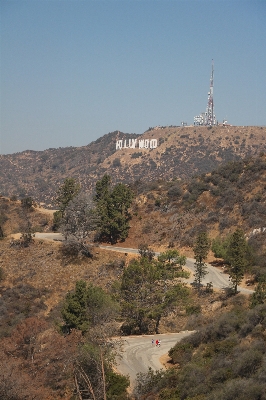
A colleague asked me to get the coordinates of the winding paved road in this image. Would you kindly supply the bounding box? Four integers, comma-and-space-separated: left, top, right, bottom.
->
114, 332, 194, 389
34, 233, 254, 387
98, 244, 254, 295
34, 234, 253, 294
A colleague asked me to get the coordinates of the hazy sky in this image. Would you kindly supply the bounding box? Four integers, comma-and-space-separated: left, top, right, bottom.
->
1, 0, 265, 155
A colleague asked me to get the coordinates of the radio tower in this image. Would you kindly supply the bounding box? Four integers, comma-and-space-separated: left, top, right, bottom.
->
205, 60, 216, 126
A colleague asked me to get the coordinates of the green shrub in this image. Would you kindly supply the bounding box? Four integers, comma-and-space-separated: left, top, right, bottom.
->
155, 198, 161, 207
186, 304, 201, 315
106, 370, 130, 399
112, 158, 121, 167
233, 349, 263, 377
169, 342, 193, 365
167, 184, 183, 198
21, 197, 34, 210
131, 152, 142, 159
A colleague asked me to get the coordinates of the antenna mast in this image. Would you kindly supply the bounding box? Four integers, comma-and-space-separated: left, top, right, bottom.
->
205, 60, 216, 126
193, 60, 217, 126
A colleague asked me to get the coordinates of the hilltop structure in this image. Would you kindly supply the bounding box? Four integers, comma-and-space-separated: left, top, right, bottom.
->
194, 60, 217, 126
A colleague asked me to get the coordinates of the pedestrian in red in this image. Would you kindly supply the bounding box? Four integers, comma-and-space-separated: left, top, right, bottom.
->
155, 339, 159, 346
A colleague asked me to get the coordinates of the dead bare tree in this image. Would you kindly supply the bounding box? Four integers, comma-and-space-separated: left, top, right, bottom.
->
60, 193, 99, 257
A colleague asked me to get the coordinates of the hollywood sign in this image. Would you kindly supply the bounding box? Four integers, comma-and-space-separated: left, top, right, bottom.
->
116, 138, 158, 150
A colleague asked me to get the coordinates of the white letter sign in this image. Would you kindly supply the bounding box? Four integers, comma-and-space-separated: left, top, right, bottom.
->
116, 140, 123, 150
150, 139, 157, 149
115, 138, 158, 150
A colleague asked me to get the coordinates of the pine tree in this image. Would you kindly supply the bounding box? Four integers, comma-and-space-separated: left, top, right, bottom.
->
62, 280, 89, 333
193, 232, 211, 291
62, 280, 118, 334
94, 173, 111, 203
94, 175, 134, 243
120, 257, 189, 334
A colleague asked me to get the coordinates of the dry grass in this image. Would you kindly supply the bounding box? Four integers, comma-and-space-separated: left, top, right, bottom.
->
0, 197, 54, 236
0, 238, 126, 314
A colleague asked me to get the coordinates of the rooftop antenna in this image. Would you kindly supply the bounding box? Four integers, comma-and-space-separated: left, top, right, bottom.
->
205, 60, 216, 126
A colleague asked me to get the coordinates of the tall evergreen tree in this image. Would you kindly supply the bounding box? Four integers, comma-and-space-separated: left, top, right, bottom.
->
62, 280, 89, 333
94, 173, 111, 203
62, 280, 118, 334
120, 256, 189, 334
193, 231, 211, 291
94, 175, 134, 243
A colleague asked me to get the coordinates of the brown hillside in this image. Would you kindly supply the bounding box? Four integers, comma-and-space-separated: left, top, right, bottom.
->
0, 196, 54, 237
0, 125, 265, 206
0, 239, 126, 316
117, 154, 266, 269
0, 155, 265, 398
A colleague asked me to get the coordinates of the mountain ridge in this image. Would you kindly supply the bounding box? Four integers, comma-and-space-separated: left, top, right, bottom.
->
1, 125, 265, 206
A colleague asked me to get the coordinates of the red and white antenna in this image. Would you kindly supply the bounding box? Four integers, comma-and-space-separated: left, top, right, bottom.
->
205, 60, 216, 126
194, 60, 217, 126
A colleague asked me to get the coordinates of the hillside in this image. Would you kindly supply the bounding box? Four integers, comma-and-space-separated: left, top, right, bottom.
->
112, 154, 266, 273
0, 125, 265, 206
1, 155, 266, 399
135, 300, 266, 399
1, 153, 266, 266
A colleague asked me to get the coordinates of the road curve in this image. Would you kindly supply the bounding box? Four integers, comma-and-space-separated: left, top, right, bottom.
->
99, 244, 254, 295
115, 332, 194, 388
33, 234, 253, 294
34, 233, 253, 388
